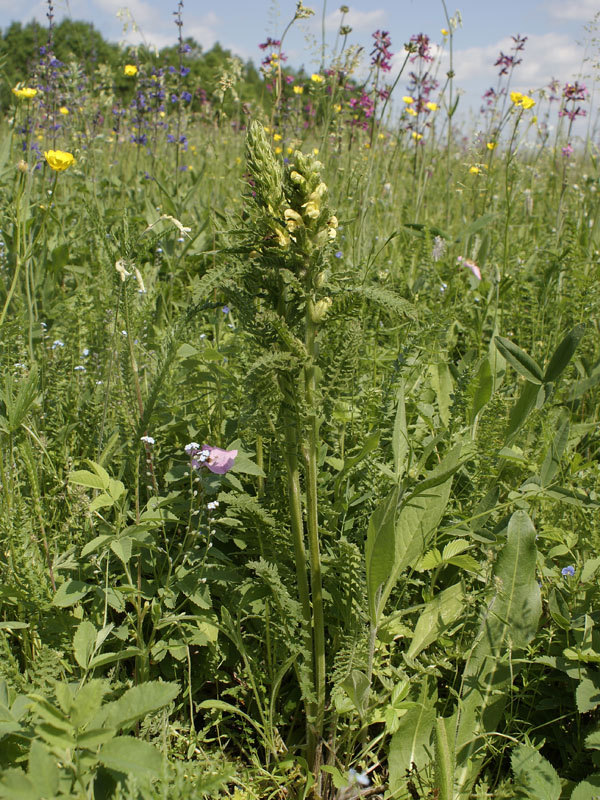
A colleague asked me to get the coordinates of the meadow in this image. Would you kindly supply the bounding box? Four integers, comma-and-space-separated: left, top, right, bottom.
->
0, 2, 599, 798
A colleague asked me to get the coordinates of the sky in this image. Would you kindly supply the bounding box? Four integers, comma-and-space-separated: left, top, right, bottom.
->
1, 0, 599, 127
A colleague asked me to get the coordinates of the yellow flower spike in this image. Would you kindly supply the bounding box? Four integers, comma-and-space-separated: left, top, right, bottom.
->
124, 64, 138, 76
486, 142, 497, 150
402, 96, 414, 104
311, 73, 324, 83
58, 106, 69, 115
293, 85, 304, 94
12, 87, 38, 99
303, 201, 320, 219
273, 133, 282, 141
425, 101, 438, 111
44, 149, 75, 171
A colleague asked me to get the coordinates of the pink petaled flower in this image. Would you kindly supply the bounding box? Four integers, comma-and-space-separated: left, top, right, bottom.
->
561, 143, 573, 157
457, 256, 481, 280
201, 444, 238, 474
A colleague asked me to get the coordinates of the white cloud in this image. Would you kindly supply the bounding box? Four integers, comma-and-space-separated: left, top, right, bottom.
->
324, 7, 386, 34
546, 0, 599, 22
452, 33, 586, 90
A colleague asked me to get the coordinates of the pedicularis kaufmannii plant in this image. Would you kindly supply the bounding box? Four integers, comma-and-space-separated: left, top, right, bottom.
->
242, 120, 338, 767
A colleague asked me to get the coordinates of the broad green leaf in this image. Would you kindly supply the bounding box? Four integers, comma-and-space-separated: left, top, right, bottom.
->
495, 336, 544, 384
548, 588, 570, 630
365, 486, 400, 624
434, 715, 455, 800
543, 324, 586, 384
392, 383, 409, 479
85, 460, 112, 488
417, 548, 443, 571
27, 740, 59, 798
388, 681, 436, 792
76, 727, 116, 748
68, 469, 107, 491
320, 765, 347, 790
447, 554, 482, 573
52, 580, 90, 608
454, 511, 541, 797
99, 736, 164, 779
406, 582, 465, 662
35, 722, 76, 750
108, 478, 125, 501
469, 357, 493, 424
340, 670, 370, 718
442, 540, 470, 560
0, 768, 40, 800
571, 775, 600, 800
577, 674, 600, 713
88, 647, 141, 669
511, 745, 560, 800
430, 363, 453, 428
540, 412, 570, 486
103, 681, 179, 730
585, 729, 600, 750
110, 537, 133, 565
70, 680, 109, 729
73, 620, 97, 669
81, 534, 112, 557
505, 380, 540, 442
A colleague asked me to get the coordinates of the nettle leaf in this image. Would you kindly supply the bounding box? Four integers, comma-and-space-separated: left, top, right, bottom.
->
511, 745, 560, 800
69, 470, 107, 491
99, 736, 164, 779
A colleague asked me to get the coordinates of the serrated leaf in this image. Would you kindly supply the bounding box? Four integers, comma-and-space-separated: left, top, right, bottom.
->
110, 537, 133, 565
52, 580, 90, 608
442, 539, 470, 560
447, 554, 481, 573
81, 534, 112, 557
571, 775, 600, 800
103, 681, 179, 730
511, 744, 560, 800
418, 548, 443, 571
99, 736, 164, 779
585, 729, 600, 750
577, 675, 600, 713
495, 336, 544, 384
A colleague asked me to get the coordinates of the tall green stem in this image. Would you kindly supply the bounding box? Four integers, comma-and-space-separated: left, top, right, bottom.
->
304, 298, 326, 769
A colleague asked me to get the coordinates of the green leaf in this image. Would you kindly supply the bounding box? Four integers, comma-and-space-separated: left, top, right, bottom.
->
548, 588, 570, 630
495, 336, 544, 384
577, 674, 600, 713
110, 537, 133, 565
505, 380, 541, 442
469, 357, 493, 424
571, 775, 600, 800
454, 511, 542, 797
103, 682, 179, 730
388, 681, 436, 792
340, 670, 370, 718
80, 534, 112, 557
320, 765, 347, 790
392, 383, 409, 479
73, 620, 97, 669
540, 412, 570, 487
99, 736, 164, 779
406, 583, 465, 662
511, 745, 560, 800
88, 647, 141, 669
365, 486, 400, 624
69, 469, 107, 491
434, 716, 455, 800
27, 740, 59, 798
585, 729, 600, 750
52, 580, 91, 608
430, 363, 453, 428
0, 768, 40, 800
543, 324, 586, 384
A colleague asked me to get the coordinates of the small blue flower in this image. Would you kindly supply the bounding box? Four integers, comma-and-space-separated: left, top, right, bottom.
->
561, 565, 575, 577
222, 305, 230, 314
335, 251, 343, 258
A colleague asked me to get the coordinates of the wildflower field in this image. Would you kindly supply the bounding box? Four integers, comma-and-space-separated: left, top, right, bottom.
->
1, 2, 599, 798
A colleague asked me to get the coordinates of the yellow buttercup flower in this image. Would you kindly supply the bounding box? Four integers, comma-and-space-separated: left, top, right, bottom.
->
412, 132, 423, 140
511, 91, 535, 109
273, 133, 282, 141
469, 166, 481, 174
44, 150, 75, 171
124, 64, 138, 77
275, 146, 283, 154
402, 96, 414, 104
521, 95, 535, 109
293, 85, 304, 94
425, 101, 438, 111
334, 103, 342, 112
441, 28, 449, 36
313, 147, 319, 155
12, 87, 38, 99
486, 142, 497, 150
287, 146, 294, 154
311, 73, 324, 83
59, 106, 69, 115
406, 107, 417, 117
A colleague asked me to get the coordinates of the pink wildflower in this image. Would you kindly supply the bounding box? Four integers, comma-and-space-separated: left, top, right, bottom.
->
201, 444, 238, 474
457, 256, 481, 280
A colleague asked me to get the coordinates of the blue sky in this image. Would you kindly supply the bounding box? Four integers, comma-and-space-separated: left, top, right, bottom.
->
1, 0, 598, 122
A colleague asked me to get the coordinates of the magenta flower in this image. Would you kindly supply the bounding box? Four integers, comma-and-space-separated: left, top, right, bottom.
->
201, 444, 238, 474
457, 256, 481, 281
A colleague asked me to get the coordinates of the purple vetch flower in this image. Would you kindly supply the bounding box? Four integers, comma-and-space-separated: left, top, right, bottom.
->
561, 565, 575, 577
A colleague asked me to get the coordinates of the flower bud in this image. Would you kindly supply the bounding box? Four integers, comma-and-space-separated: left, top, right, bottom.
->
16, 160, 28, 173
311, 297, 332, 322
303, 201, 320, 219
284, 208, 304, 232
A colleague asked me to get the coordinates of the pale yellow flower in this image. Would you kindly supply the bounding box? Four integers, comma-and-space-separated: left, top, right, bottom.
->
275, 146, 283, 154
441, 28, 449, 36
313, 147, 319, 155
469, 166, 481, 174
412, 132, 423, 140
406, 107, 417, 117
273, 133, 282, 141
124, 64, 138, 77
334, 103, 342, 112
44, 149, 75, 171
